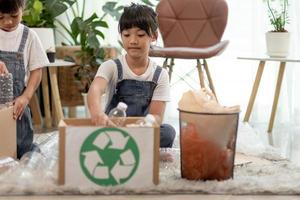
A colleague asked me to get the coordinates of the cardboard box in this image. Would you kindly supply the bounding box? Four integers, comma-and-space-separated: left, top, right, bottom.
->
58, 118, 160, 188
0, 105, 17, 159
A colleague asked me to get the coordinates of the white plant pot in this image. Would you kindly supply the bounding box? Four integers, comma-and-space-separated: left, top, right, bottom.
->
31, 28, 55, 52
265, 32, 290, 57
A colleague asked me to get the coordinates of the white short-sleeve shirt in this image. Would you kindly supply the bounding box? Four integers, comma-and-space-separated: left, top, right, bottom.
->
96, 55, 170, 108
0, 24, 49, 85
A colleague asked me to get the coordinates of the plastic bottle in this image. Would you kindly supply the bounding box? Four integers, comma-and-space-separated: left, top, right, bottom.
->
108, 102, 128, 126
0, 157, 19, 171
19, 150, 45, 172
39, 134, 59, 180
126, 114, 156, 127
0, 73, 13, 105
11, 149, 46, 184
136, 114, 156, 127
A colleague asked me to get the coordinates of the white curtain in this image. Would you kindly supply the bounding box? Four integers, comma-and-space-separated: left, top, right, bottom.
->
225, 0, 300, 158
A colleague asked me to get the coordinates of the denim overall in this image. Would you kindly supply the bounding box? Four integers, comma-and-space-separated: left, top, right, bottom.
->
0, 26, 33, 158
105, 59, 176, 147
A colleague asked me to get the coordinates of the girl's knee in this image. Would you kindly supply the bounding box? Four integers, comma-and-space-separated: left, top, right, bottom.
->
160, 124, 176, 147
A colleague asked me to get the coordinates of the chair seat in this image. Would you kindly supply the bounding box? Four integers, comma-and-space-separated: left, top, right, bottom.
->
149, 40, 229, 59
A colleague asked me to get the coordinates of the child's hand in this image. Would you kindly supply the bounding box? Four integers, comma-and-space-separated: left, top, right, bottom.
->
91, 112, 108, 126
0, 61, 9, 74
13, 95, 30, 120
91, 112, 115, 127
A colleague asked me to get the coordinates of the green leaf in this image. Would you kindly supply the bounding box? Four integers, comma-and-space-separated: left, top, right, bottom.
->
92, 20, 109, 28
87, 35, 100, 49
85, 13, 98, 24
44, 0, 75, 18
33, 0, 43, 13
102, 2, 123, 20
94, 30, 105, 40
70, 17, 81, 41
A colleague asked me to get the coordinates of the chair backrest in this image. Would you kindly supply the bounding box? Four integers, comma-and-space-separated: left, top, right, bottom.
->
156, 0, 228, 48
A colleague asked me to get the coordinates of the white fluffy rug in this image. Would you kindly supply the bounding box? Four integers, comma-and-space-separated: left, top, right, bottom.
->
1, 123, 300, 195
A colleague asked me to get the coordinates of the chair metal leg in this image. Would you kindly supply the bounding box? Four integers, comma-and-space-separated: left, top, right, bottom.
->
162, 58, 168, 69
203, 59, 217, 99
168, 58, 175, 81
196, 59, 205, 88
162, 58, 174, 81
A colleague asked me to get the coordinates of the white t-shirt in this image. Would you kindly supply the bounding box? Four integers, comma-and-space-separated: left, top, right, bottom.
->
96, 55, 170, 108
0, 24, 49, 85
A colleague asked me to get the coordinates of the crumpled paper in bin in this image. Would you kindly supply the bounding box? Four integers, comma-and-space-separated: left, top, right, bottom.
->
178, 88, 240, 113
178, 88, 240, 148
178, 88, 240, 180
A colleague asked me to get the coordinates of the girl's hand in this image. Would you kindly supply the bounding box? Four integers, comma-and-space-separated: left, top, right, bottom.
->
13, 95, 29, 120
91, 112, 109, 126
91, 112, 116, 127
0, 61, 9, 74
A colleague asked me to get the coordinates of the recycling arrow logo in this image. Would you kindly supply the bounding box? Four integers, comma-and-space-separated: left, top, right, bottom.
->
79, 127, 140, 186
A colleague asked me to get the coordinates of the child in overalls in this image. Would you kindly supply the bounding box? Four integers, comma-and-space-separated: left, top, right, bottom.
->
87, 3, 176, 148
0, 0, 49, 158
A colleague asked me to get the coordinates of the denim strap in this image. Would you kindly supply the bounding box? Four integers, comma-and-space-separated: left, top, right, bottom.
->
152, 66, 162, 83
18, 26, 29, 53
113, 58, 123, 81
113, 58, 162, 83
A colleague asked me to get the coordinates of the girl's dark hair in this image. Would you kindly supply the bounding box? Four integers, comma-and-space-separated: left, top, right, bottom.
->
0, 0, 26, 14
119, 3, 158, 36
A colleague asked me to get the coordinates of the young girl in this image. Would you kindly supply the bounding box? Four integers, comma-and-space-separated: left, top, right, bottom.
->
0, 0, 49, 158
87, 3, 176, 148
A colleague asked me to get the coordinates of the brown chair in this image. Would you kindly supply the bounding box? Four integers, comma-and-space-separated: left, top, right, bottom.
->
149, 0, 229, 98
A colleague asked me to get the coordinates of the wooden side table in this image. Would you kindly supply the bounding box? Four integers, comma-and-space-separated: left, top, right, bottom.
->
238, 56, 300, 133
42, 59, 76, 128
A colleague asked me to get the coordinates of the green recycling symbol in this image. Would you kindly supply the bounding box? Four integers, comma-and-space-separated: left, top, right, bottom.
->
79, 127, 140, 186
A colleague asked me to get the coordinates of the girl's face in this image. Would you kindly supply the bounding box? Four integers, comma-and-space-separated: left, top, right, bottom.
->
121, 27, 156, 59
0, 8, 23, 32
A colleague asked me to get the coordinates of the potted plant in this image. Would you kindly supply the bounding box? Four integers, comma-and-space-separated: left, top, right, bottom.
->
264, 0, 290, 57
22, 0, 75, 51
66, 13, 110, 93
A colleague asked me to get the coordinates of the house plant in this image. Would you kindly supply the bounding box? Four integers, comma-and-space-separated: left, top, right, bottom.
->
22, 0, 75, 51
22, 0, 75, 28
264, 0, 290, 57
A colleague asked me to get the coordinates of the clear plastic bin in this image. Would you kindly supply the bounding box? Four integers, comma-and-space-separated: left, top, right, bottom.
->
178, 109, 239, 181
